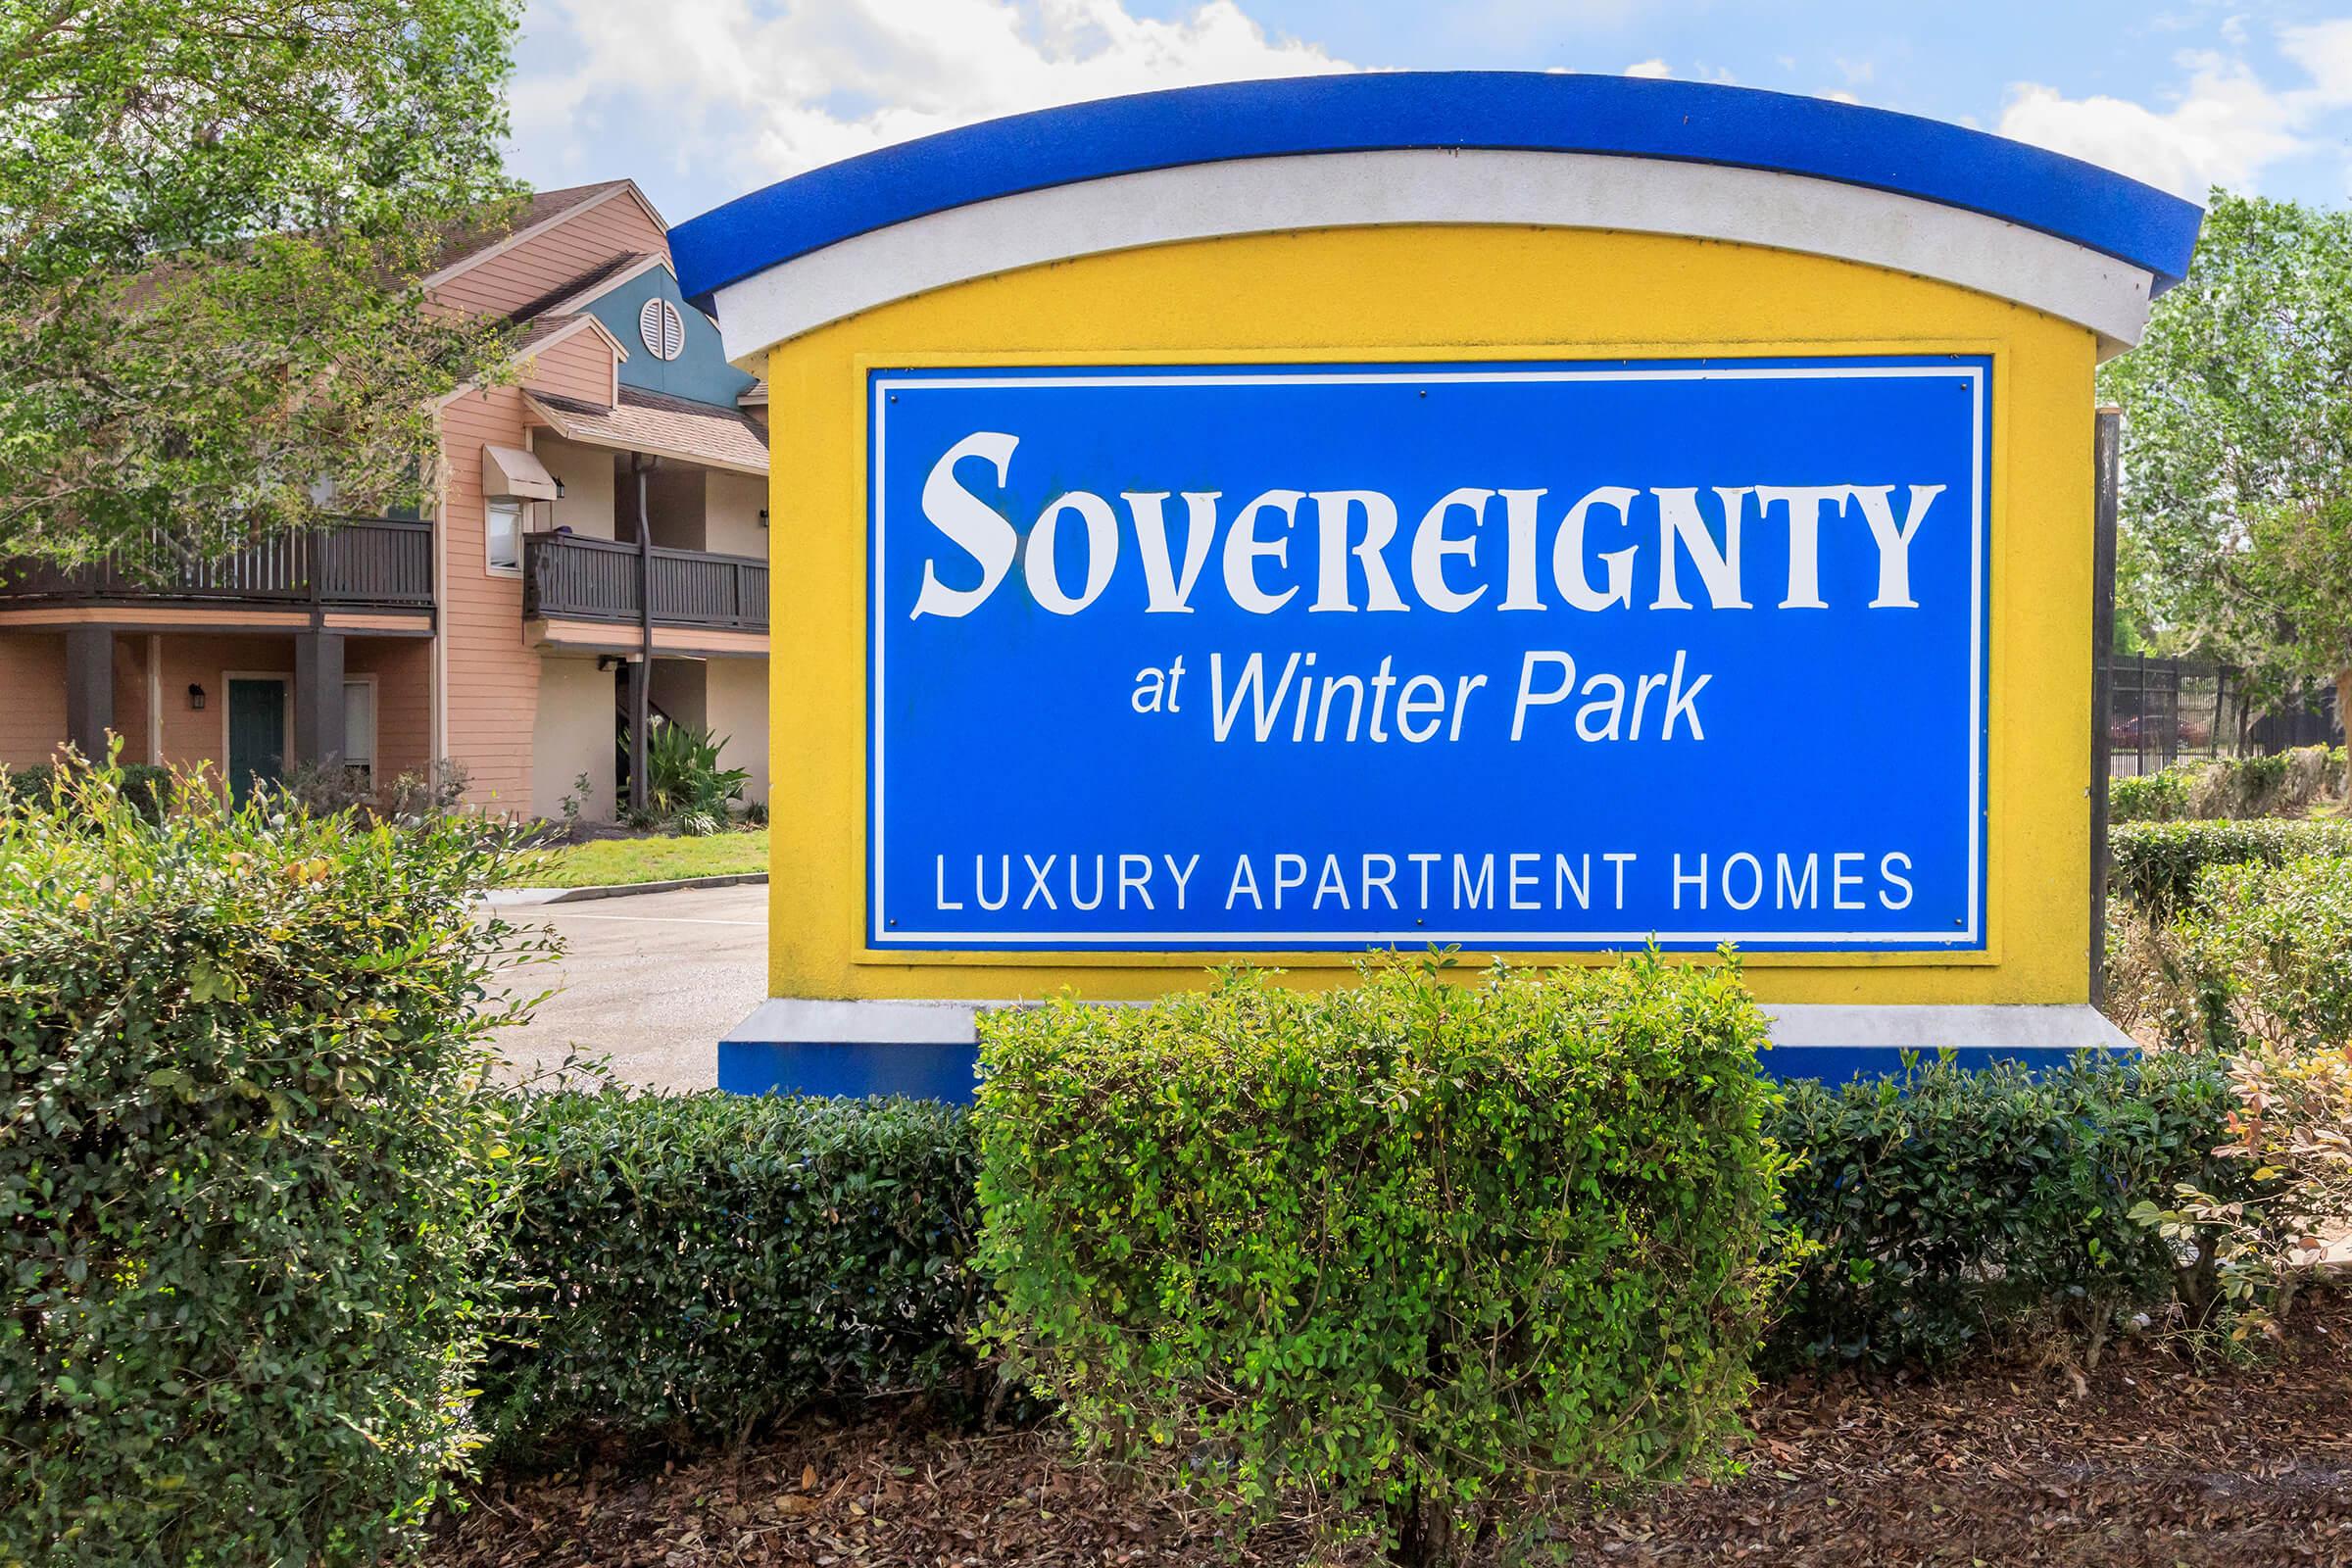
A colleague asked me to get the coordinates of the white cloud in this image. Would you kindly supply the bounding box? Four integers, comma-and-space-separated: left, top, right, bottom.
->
1618, 58, 1734, 84
1997, 25, 2352, 197
512, 0, 1350, 197
1997, 53, 2299, 194
2281, 18, 2352, 100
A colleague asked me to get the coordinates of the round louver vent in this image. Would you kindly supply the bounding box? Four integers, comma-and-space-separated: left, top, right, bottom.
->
638, 296, 685, 361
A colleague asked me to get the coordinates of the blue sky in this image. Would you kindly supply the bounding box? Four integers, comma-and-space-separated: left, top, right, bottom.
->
506, 0, 2352, 226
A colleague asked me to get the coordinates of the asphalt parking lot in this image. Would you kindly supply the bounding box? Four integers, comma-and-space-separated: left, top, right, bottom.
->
488, 882, 766, 1091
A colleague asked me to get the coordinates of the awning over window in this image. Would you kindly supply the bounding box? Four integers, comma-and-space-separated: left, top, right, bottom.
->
482, 443, 560, 502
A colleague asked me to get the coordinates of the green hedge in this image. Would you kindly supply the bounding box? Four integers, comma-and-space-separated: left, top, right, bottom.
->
475, 1089, 986, 1457
973, 960, 1787, 1559
2174, 855, 2352, 1053
1770, 1054, 2238, 1368
2108, 767, 2191, 823
1, 764, 536, 1566
2107, 747, 2347, 824
2108, 817, 2352, 911
473, 1033, 2240, 1468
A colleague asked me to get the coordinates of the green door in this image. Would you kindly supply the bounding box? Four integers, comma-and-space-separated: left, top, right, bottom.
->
226, 677, 286, 803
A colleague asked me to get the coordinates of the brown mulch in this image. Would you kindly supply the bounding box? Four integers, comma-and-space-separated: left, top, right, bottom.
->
429, 1295, 2352, 1568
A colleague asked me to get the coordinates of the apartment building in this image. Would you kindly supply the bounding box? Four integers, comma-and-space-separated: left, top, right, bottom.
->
0, 178, 770, 820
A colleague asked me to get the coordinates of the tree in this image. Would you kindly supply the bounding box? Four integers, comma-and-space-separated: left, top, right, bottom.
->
2099, 191, 2352, 730
0, 0, 523, 569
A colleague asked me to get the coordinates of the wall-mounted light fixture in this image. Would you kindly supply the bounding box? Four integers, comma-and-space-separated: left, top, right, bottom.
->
758, 509, 769, 527
555, 477, 566, 499
187, 683, 207, 711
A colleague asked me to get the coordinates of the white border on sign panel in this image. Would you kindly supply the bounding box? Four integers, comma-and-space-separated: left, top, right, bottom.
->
869, 362, 1987, 950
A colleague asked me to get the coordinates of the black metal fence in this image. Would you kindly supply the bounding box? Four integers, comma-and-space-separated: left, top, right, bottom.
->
2105, 654, 2339, 775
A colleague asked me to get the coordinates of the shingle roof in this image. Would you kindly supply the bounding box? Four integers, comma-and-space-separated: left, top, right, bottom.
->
524, 181, 632, 227
514, 313, 589, 352
508, 252, 656, 324
528, 386, 769, 475
427, 179, 638, 277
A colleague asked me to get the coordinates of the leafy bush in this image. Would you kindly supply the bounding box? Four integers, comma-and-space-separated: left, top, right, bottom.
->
2109, 767, 2191, 823
2135, 1039, 2352, 1332
622, 722, 747, 833
2108, 817, 2352, 912
3, 758, 172, 820
2177, 855, 2352, 1053
1769, 1055, 2239, 1369
455, 1023, 2244, 1489
478, 1088, 985, 1458
2100, 901, 2209, 1049
974, 959, 1788, 1567
384, 757, 472, 821
0, 762, 545, 1565
2107, 746, 2347, 824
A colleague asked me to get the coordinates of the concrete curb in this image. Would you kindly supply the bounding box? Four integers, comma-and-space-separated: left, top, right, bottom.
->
485, 872, 768, 906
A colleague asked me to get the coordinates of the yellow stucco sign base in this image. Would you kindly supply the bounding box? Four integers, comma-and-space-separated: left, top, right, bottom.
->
670, 74, 2202, 1098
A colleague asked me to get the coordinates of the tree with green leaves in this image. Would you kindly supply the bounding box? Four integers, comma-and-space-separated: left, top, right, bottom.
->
2100, 191, 2352, 729
0, 0, 524, 569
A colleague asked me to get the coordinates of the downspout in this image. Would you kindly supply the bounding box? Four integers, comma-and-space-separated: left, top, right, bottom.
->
430, 420, 450, 777
146, 634, 162, 765
630, 453, 655, 815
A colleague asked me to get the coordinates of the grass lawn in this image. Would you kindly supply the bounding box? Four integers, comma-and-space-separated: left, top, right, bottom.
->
514, 828, 767, 889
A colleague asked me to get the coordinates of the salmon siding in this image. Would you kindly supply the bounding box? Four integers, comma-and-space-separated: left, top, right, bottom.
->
0, 179, 772, 822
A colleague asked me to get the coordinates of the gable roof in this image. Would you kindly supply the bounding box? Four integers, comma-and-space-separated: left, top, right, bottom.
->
423, 178, 671, 293
429, 312, 628, 412
507, 251, 675, 325
515, 311, 629, 361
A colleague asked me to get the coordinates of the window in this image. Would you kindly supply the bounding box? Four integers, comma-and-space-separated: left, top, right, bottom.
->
485, 498, 521, 574
342, 677, 376, 789
639, 296, 685, 361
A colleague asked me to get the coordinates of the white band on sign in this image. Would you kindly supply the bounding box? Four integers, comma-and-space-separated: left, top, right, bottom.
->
710, 149, 2159, 362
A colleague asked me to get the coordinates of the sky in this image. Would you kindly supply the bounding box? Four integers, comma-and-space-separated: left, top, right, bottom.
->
504, 0, 2352, 227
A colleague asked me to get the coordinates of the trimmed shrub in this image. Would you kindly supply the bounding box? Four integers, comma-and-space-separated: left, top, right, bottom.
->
2175, 855, 2352, 1053
2109, 767, 2191, 823
974, 959, 1788, 1566
2107, 746, 2347, 825
458, 1047, 2241, 1475
2108, 817, 2352, 912
477, 1089, 985, 1458
1768, 1055, 2239, 1369
0, 763, 543, 1566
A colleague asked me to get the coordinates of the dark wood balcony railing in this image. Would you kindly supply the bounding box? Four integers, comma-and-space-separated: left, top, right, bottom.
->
0, 518, 434, 611
522, 531, 768, 632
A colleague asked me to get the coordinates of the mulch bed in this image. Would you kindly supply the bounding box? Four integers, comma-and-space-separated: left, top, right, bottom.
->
429, 1293, 2352, 1568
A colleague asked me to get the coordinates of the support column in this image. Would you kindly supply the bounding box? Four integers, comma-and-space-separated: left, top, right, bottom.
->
64, 627, 114, 761
293, 630, 348, 771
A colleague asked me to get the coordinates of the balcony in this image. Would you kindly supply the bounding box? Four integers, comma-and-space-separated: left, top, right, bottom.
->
0, 518, 435, 612
521, 531, 769, 633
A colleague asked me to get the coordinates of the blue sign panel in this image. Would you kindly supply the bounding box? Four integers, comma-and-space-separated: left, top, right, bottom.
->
869, 358, 1987, 951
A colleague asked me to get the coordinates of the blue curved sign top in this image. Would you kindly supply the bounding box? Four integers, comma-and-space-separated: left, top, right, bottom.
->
672, 72, 2204, 312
